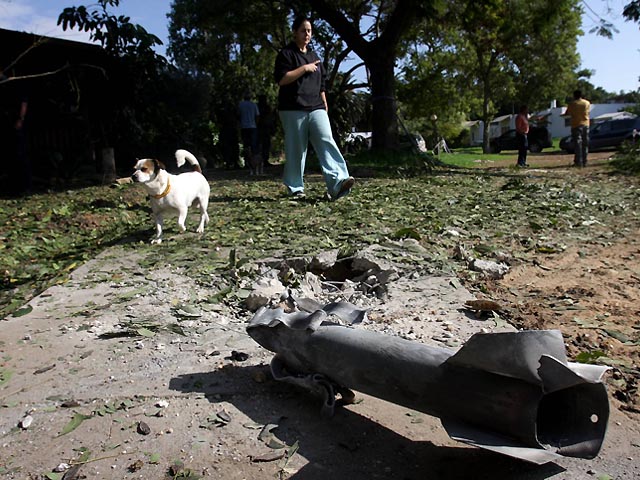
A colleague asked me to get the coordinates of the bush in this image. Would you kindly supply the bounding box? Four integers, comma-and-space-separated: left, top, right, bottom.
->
610, 141, 640, 174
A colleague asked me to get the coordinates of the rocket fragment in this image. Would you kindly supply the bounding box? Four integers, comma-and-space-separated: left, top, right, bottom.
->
247, 301, 609, 464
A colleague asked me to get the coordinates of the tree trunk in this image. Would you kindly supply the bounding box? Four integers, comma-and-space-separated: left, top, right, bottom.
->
307, 0, 419, 153
101, 147, 117, 184
368, 54, 398, 151
481, 77, 492, 154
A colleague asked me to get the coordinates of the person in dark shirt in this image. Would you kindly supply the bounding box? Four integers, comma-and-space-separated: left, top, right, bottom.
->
257, 94, 276, 167
238, 91, 260, 175
273, 16, 354, 200
0, 70, 31, 195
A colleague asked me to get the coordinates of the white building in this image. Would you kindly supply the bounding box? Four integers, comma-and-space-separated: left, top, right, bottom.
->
462, 116, 516, 145
462, 120, 484, 145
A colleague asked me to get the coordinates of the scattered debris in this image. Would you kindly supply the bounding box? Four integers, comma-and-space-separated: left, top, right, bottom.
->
469, 258, 510, 279
250, 450, 286, 463
19, 414, 33, 429
137, 421, 151, 435
464, 299, 503, 313
168, 460, 200, 479
258, 424, 287, 449
212, 410, 232, 427
53, 463, 70, 473
34, 364, 56, 375
128, 459, 144, 472
229, 350, 249, 362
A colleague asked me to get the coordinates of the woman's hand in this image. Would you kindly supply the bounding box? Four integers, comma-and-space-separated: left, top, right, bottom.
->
278, 60, 321, 86
304, 60, 320, 73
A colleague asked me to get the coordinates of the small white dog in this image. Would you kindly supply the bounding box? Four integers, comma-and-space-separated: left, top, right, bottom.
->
132, 149, 210, 244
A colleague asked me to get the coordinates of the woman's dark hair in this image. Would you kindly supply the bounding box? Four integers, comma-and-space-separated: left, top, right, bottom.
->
292, 15, 311, 31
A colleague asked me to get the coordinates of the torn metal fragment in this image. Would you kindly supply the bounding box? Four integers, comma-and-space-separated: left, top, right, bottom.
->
247, 304, 609, 464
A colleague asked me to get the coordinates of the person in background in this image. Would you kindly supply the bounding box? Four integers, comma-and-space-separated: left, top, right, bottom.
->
515, 105, 529, 167
564, 90, 591, 167
219, 103, 240, 169
273, 16, 354, 200
257, 94, 276, 167
0, 69, 31, 195
238, 92, 260, 175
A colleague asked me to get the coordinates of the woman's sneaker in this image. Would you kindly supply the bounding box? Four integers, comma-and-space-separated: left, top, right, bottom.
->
331, 176, 355, 200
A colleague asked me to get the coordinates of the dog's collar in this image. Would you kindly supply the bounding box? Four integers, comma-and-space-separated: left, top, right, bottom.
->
150, 179, 171, 199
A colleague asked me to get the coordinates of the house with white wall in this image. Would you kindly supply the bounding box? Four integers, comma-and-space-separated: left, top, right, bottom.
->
490, 114, 515, 137
462, 120, 484, 145
463, 113, 538, 145
462, 116, 516, 145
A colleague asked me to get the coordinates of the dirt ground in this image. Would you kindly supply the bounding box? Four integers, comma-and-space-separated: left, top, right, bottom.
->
1, 150, 639, 480
472, 150, 640, 414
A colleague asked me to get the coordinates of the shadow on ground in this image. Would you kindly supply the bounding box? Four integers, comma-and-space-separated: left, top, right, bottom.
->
169, 365, 565, 480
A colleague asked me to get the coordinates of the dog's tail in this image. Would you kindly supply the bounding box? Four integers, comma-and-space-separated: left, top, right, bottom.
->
175, 149, 202, 173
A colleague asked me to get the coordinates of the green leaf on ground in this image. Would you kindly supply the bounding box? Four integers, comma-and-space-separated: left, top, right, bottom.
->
574, 350, 607, 364
0, 368, 13, 387
12, 305, 33, 317
58, 412, 93, 436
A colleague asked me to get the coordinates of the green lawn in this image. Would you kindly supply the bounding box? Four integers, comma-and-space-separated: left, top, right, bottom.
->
436, 138, 566, 168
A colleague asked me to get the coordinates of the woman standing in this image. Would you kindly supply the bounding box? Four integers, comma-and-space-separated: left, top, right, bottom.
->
274, 16, 354, 200
515, 105, 529, 168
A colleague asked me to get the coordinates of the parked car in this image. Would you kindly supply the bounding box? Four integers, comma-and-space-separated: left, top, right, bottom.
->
344, 131, 427, 154
398, 132, 428, 153
344, 131, 372, 154
489, 126, 552, 153
560, 116, 640, 154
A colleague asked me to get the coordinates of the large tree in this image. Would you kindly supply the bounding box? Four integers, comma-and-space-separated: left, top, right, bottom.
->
303, 0, 438, 149
509, 0, 581, 110
444, 0, 582, 152
399, 0, 582, 151
57, 0, 179, 156
168, 0, 439, 151
397, 24, 476, 146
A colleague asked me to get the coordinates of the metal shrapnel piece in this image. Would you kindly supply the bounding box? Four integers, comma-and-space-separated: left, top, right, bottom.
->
247, 303, 609, 464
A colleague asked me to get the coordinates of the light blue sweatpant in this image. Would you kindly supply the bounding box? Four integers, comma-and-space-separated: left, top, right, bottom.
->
279, 109, 350, 198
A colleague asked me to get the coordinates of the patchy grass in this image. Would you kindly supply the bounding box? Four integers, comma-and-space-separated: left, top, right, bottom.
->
1, 158, 639, 319
437, 138, 567, 168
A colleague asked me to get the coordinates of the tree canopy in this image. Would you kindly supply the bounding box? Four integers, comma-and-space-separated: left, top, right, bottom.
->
39, 0, 640, 160
165, 0, 592, 153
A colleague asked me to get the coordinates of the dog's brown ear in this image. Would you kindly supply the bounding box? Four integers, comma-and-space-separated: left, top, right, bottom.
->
154, 159, 166, 171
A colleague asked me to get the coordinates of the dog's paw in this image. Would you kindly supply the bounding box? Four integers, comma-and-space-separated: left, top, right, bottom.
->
196, 226, 205, 233
151, 238, 163, 245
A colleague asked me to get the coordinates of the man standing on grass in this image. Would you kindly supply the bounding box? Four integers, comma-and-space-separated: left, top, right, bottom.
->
564, 90, 591, 167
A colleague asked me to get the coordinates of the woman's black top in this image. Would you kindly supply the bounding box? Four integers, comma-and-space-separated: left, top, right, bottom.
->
274, 42, 326, 112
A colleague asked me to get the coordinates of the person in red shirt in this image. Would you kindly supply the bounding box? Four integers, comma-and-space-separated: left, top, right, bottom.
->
515, 105, 529, 167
